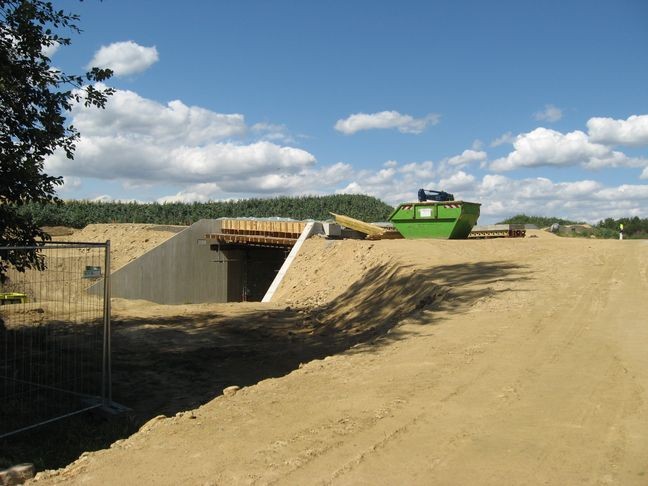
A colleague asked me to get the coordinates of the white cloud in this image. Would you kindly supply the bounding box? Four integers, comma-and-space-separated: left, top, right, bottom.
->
446, 149, 487, 166
587, 115, 648, 147
41, 40, 60, 58
466, 174, 648, 222
46, 91, 648, 223
490, 131, 515, 147
438, 171, 475, 191
48, 136, 315, 185
491, 127, 647, 171
251, 123, 295, 144
71, 86, 246, 144
336, 161, 648, 223
157, 189, 213, 204
595, 184, 648, 200
533, 104, 563, 123
334, 111, 440, 135
92, 195, 114, 203
335, 157, 463, 205
46, 87, 322, 196
88, 41, 159, 76
59, 176, 82, 192
336, 161, 435, 205
158, 162, 353, 202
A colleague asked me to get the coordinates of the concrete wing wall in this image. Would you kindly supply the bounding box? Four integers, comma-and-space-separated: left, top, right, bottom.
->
91, 219, 227, 304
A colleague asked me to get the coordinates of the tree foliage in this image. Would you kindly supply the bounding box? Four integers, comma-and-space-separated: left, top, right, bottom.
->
597, 216, 648, 239
17, 195, 395, 228
0, 0, 112, 280
500, 214, 648, 238
499, 214, 582, 227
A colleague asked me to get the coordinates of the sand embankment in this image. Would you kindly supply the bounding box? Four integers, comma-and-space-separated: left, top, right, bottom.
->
31, 234, 648, 485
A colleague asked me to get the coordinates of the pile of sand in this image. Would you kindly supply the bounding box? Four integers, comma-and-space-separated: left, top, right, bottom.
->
54, 224, 185, 271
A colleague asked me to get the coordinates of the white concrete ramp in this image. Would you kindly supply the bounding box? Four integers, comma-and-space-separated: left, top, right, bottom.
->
262, 222, 315, 302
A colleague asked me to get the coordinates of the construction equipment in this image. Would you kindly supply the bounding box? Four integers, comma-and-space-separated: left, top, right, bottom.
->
389, 190, 481, 239
418, 189, 454, 202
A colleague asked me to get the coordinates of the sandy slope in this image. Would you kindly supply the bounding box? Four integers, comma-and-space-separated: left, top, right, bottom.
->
53, 223, 184, 271
31, 234, 648, 485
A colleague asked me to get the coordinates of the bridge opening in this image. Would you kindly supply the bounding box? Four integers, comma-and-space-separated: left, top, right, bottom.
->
205, 219, 309, 302
210, 245, 290, 302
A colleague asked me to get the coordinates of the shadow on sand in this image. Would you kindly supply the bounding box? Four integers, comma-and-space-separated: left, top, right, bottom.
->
1, 260, 530, 470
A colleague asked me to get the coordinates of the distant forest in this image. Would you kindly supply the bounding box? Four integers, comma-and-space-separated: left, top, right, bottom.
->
16, 199, 648, 238
501, 214, 648, 239
17, 195, 395, 229
500, 214, 583, 227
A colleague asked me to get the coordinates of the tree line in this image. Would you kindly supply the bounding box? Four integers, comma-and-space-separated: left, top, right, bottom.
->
19, 202, 648, 237
501, 214, 648, 238
16, 195, 395, 228
596, 216, 648, 238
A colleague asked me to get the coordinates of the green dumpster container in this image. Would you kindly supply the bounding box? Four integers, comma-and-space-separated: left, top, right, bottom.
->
388, 200, 481, 239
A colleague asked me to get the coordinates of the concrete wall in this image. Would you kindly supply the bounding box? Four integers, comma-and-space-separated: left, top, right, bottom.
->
92, 219, 228, 304
90, 218, 316, 305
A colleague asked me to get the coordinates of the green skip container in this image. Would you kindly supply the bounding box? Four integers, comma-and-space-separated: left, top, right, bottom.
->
388, 200, 481, 239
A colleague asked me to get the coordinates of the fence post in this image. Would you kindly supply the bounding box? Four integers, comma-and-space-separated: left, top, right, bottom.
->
102, 240, 112, 406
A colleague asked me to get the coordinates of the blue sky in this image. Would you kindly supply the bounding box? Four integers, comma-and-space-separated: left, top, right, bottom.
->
44, 0, 648, 222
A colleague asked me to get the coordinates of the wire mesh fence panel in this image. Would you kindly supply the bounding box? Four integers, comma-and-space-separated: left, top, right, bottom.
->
0, 242, 110, 438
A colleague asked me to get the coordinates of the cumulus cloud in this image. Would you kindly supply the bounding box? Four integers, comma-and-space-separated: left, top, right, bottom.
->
470, 174, 648, 221
41, 40, 60, 58
158, 162, 353, 202
490, 131, 515, 147
446, 149, 487, 166
334, 111, 440, 135
70, 86, 246, 144
533, 104, 563, 123
46, 87, 322, 196
587, 114, 648, 147
335, 155, 472, 205
438, 171, 475, 191
251, 123, 296, 144
92, 195, 115, 203
48, 136, 315, 185
491, 127, 647, 171
58, 176, 82, 193
88, 41, 159, 76
335, 158, 648, 222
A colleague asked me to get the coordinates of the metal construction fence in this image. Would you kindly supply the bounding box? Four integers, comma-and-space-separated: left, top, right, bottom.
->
0, 241, 111, 438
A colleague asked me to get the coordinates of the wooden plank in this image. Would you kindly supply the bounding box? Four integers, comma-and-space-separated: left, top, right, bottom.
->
205, 233, 298, 246
367, 230, 404, 240
218, 219, 306, 237
329, 213, 386, 236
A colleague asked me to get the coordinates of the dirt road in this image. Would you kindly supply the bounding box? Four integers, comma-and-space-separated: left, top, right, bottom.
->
32, 235, 648, 485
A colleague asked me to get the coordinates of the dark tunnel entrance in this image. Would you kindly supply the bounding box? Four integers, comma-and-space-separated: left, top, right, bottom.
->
211, 245, 291, 302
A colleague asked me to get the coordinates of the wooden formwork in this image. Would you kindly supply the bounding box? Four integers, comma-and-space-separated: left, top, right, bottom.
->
219, 219, 307, 239
206, 219, 307, 247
